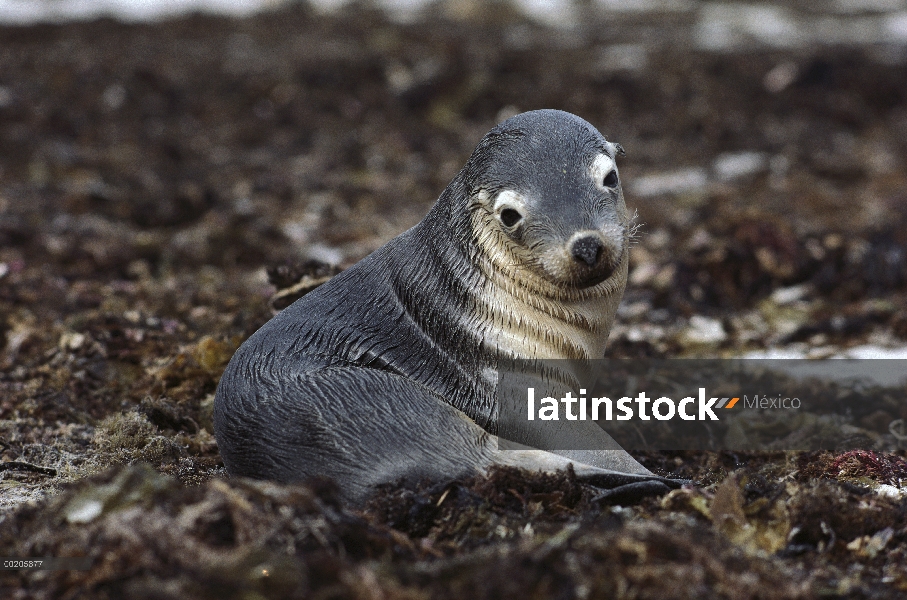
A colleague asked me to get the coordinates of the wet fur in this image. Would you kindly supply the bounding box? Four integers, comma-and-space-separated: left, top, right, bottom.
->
214, 110, 677, 504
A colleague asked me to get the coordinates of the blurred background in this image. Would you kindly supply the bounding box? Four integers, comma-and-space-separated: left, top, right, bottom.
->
2, 0, 907, 374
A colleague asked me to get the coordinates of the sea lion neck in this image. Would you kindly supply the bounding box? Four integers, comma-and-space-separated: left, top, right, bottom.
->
469, 250, 625, 360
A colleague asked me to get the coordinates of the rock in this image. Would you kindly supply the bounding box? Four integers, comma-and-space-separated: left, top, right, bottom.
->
681, 316, 728, 345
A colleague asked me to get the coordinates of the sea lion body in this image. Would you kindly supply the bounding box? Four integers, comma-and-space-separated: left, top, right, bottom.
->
214, 110, 676, 504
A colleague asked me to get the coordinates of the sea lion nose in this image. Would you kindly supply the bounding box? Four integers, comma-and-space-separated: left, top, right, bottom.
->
571, 235, 603, 267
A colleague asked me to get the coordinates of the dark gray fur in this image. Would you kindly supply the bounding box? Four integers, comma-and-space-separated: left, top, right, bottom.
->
214, 110, 680, 504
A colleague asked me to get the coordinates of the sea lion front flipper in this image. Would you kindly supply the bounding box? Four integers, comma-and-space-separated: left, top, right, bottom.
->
552, 449, 652, 477
590, 480, 674, 505
490, 446, 685, 503
561, 457, 688, 500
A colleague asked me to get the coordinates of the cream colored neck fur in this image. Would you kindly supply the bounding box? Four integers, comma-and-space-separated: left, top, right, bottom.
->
468, 209, 627, 361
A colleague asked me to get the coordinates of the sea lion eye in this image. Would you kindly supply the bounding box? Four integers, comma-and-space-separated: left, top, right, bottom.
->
603, 170, 618, 188
500, 208, 523, 227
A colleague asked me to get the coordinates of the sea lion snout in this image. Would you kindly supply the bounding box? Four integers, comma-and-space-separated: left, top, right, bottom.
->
570, 231, 619, 283
571, 233, 604, 267
565, 227, 624, 286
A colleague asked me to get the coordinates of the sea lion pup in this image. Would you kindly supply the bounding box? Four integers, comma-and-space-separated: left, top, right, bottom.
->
214, 109, 680, 505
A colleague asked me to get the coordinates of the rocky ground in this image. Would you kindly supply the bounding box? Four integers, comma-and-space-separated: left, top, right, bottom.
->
1, 2, 907, 598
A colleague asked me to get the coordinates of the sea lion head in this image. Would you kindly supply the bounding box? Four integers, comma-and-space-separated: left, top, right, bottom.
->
461, 110, 633, 300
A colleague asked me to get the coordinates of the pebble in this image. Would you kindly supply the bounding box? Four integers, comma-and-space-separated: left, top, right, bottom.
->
769, 284, 810, 306
682, 316, 727, 344
712, 151, 767, 181
631, 168, 708, 197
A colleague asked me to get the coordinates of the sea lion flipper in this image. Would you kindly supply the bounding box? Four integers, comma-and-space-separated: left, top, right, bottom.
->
551, 449, 653, 477
590, 480, 673, 505
488, 447, 682, 496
